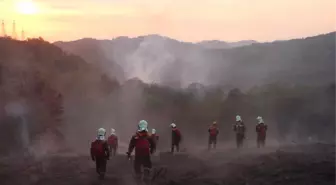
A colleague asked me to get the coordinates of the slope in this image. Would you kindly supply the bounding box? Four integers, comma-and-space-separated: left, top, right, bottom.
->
0, 37, 119, 155
54, 32, 335, 89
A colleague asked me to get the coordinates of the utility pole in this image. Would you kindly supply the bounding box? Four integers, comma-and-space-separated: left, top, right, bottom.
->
1, 20, 6, 37
21, 28, 25, 40
12, 20, 17, 39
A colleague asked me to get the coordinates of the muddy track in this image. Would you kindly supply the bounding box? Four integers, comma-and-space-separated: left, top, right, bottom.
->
0, 143, 334, 185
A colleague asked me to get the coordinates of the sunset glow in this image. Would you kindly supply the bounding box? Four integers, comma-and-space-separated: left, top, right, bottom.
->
15, 0, 38, 15
0, 0, 334, 42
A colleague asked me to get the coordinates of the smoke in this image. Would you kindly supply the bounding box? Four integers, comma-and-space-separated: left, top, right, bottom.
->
1, 33, 334, 161
4, 101, 30, 150
108, 35, 214, 88
124, 35, 176, 83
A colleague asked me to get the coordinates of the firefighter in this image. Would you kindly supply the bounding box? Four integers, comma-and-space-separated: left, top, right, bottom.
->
256, 116, 268, 148
171, 123, 182, 153
90, 128, 110, 179
233, 115, 246, 148
107, 128, 118, 156
127, 120, 156, 182
208, 121, 219, 150
151, 129, 159, 152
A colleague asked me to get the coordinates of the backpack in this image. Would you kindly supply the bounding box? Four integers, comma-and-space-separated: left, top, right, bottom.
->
135, 133, 151, 155
91, 140, 105, 157
209, 127, 218, 136
108, 135, 117, 145
135, 137, 150, 155
174, 129, 181, 138
235, 124, 245, 134
257, 124, 267, 135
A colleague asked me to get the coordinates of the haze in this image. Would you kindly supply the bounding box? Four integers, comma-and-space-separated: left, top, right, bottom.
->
0, 0, 335, 42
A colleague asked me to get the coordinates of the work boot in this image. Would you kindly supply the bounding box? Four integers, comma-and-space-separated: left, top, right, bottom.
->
143, 168, 151, 184
99, 172, 105, 180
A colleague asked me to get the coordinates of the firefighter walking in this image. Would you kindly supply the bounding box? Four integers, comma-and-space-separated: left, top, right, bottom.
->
170, 123, 182, 153
208, 121, 219, 150
90, 128, 110, 179
256, 116, 268, 148
151, 128, 159, 153
233, 115, 246, 148
127, 120, 156, 182
107, 128, 118, 156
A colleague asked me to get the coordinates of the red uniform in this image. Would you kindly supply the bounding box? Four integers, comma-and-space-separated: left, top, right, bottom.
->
171, 128, 181, 153
208, 126, 219, 150
90, 139, 110, 178
151, 134, 159, 142
256, 123, 268, 147
127, 131, 156, 178
107, 134, 118, 156
151, 134, 159, 152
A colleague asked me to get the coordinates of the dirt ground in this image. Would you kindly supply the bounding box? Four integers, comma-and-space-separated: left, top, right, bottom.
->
0, 143, 334, 185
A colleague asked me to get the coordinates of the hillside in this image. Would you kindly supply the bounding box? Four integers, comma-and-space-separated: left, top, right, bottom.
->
54, 32, 335, 89
196, 40, 258, 49
0, 38, 120, 155
53, 38, 125, 83
206, 32, 336, 88
0, 37, 334, 185
55, 34, 199, 87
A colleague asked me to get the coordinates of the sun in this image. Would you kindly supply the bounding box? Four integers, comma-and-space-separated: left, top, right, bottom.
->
15, 0, 39, 15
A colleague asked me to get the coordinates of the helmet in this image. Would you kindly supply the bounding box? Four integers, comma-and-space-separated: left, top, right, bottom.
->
111, 128, 116, 135
170, 123, 176, 128
213, 121, 217, 125
97, 128, 106, 140
97, 128, 106, 136
256, 116, 264, 124
138, 120, 148, 132
236, 115, 242, 122
152, 129, 156, 134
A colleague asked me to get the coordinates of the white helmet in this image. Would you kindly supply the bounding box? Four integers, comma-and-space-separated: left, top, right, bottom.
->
97, 128, 106, 140
171, 123, 176, 128
138, 120, 148, 132
236, 115, 242, 122
152, 129, 156, 134
111, 128, 116, 135
256, 116, 264, 124
98, 128, 106, 136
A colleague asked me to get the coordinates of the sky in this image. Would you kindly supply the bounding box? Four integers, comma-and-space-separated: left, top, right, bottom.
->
0, 0, 335, 42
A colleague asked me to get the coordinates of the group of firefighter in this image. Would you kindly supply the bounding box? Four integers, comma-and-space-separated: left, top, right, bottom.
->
90, 115, 267, 180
